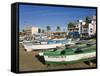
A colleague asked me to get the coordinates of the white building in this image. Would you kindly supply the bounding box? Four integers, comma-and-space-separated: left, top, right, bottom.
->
76, 20, 83, 34
31, 27, 38, 34
24, 26, 39, 35
88, 23, 94, 36
74, 16, 96, 37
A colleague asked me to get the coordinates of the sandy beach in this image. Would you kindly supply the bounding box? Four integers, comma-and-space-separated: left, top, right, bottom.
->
19, 43, 96, 72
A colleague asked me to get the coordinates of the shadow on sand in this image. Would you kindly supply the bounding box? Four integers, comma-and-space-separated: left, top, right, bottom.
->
84, 59, 96, 66
35, 55, 45, 65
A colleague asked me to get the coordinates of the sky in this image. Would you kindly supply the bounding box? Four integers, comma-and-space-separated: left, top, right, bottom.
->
19, 4, 96, 32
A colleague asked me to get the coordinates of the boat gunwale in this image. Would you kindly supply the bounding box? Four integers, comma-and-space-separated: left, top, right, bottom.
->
43, 49, 96, 56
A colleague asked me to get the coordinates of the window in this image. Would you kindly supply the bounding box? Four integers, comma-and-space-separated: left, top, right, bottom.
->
90, 28, 92, 33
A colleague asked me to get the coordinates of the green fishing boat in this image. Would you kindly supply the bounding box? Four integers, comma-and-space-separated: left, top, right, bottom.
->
39, 48, 96, 64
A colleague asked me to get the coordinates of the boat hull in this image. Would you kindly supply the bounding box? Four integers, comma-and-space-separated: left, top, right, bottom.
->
43, 52, 96, 64
23, 43, 63, 52
45, 58, 96, 64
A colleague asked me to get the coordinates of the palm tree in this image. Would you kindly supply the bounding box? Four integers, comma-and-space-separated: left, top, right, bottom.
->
68, 22, 75, 29
56, 26, 61, 32
84, 16, 91, 28
46, 26, 51, 32
22, 29, 25, 32
38, 28, 41, 33
67, 22, 75, 39
42, 29, 45, 33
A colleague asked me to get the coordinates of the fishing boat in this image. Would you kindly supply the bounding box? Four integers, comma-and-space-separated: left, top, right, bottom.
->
23, 43, 63, 52
34, 33, 49, 41
52, 38, 66, 40
48, 39, 75, 45
19, 36, 25, 41
39, 48, 96, 64
22, 39, 63, 52
22, 39, 75, 52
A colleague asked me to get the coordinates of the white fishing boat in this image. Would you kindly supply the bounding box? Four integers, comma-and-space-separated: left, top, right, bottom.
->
22, 38, 75, 52
61, 39, 75, 45
52, 38, 66, 40
23, 43, 63, 52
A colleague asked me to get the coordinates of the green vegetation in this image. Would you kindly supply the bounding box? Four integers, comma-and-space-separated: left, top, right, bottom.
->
56, 26, 61, 32
42, 29, 45, 33
38, 28, 41, 33
84, 16, 91, 28
68, 22, 75, 29
46, 26, 51, 32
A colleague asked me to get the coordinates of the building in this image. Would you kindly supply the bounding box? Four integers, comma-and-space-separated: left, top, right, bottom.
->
31, 27, 39, 34
76, 20, 83, 34
87, 16, 96, 37
68, 16, 96, 38
24, 26, 39, 35
88, 23, 94, 36
44, 31, 67, 39
52, 32, 67, 39
92, 16, 96, 34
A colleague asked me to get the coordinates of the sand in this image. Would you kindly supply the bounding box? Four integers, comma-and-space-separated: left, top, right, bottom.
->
19, 43, 96, 72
